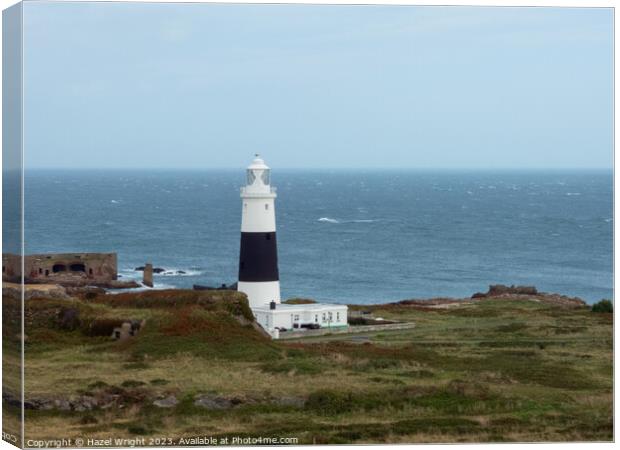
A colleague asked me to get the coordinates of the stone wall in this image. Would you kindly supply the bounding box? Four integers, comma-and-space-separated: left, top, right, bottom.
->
2, 253, 117, 285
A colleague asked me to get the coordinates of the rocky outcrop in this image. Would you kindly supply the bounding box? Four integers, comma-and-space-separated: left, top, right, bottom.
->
390, 285, 586, 309
3, 385, 152, 412
193, 394, 236, 410
4, 390, 306, 413
86, 318, 145, 340
65, 286, 106, 298
471, 284, 586, 308
2, 282, 70, 301
471, 284, 538, 298
192, 393, 306, 410
153, 395, 178, 408
57, 307, 80, 331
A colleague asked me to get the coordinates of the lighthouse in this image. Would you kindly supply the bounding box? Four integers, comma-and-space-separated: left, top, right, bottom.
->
237, 155, 281, 309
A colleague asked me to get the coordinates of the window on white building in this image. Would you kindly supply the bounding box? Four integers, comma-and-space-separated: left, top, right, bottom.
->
315, 315, 318, 323
336, 312, 340, 322
322, 313, 326, 322
294, 314, 299, 321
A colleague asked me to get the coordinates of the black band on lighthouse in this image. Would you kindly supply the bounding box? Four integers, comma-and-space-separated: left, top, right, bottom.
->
238, 232, 279, 282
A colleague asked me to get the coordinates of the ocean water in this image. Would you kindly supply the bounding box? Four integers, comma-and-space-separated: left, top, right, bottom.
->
22, 169, 612, 304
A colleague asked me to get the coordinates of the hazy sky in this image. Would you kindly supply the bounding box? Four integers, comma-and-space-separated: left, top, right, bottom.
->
22, 2, 613, 169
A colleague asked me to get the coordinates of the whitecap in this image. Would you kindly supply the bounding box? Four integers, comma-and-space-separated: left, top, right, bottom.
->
156, 268, 205, 277
566, 192, 581, 196
150, 282, 177, 290
122, 267, 205, 277
110, 200, 119, 204
107, 282, 177, 294
318, 217, 340, 224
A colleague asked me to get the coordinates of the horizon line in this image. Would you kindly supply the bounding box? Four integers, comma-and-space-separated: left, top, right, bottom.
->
15, 166, 615, 171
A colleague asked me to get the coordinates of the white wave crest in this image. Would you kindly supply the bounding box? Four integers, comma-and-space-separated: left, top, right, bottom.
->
157, 268, 204, 277
119, 267, 205, 278
107, 281, 177, 294
318, 217, 380, 224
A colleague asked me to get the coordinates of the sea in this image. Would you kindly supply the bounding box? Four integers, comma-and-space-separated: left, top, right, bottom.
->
19, 169, 613, 304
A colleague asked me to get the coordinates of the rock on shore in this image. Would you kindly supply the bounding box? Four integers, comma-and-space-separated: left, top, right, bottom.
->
392, 285, 586, 309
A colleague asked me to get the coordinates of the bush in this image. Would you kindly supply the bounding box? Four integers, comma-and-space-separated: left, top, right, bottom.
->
85, 318, 126, 336
226, 296, 255, 322
306, 390, 353, 415
592, 299, 613, 313
121, 380, 146, 388
79, 414, 98, 425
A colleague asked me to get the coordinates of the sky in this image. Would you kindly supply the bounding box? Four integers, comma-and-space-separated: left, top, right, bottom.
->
20, 2, 613, 169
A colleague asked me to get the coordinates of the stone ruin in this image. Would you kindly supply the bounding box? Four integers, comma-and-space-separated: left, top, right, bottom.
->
3, 252, 118, 285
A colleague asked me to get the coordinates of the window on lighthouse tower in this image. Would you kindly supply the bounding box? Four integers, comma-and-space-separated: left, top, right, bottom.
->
247, 170, 256, 185
261, 169, 270, 185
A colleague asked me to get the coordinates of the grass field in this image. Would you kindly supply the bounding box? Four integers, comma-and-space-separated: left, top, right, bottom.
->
2, 289, 613, 445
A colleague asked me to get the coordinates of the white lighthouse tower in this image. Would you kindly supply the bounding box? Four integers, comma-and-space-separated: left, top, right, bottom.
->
237, 155, 281, 309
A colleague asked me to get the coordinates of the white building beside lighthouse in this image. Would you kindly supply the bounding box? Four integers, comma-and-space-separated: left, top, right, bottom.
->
237, 155, 348, 338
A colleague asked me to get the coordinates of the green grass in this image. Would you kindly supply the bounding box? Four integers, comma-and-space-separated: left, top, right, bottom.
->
6, 291, 612, 444
129, 310, 281, 362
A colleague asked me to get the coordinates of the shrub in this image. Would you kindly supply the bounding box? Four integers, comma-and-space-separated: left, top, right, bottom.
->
306, 390, 353, 415
226, 296, 254, 322
121, 380, 146, 388
79, 414, 98, 425
592, 299, 613, 313
85, 318, 126, 337
87, 380, 109, 389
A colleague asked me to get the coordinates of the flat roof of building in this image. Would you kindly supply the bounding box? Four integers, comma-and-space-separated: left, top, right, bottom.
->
252, 302, 347, 313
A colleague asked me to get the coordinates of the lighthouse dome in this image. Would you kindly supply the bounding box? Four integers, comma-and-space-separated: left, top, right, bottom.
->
248, 154, 269, 170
